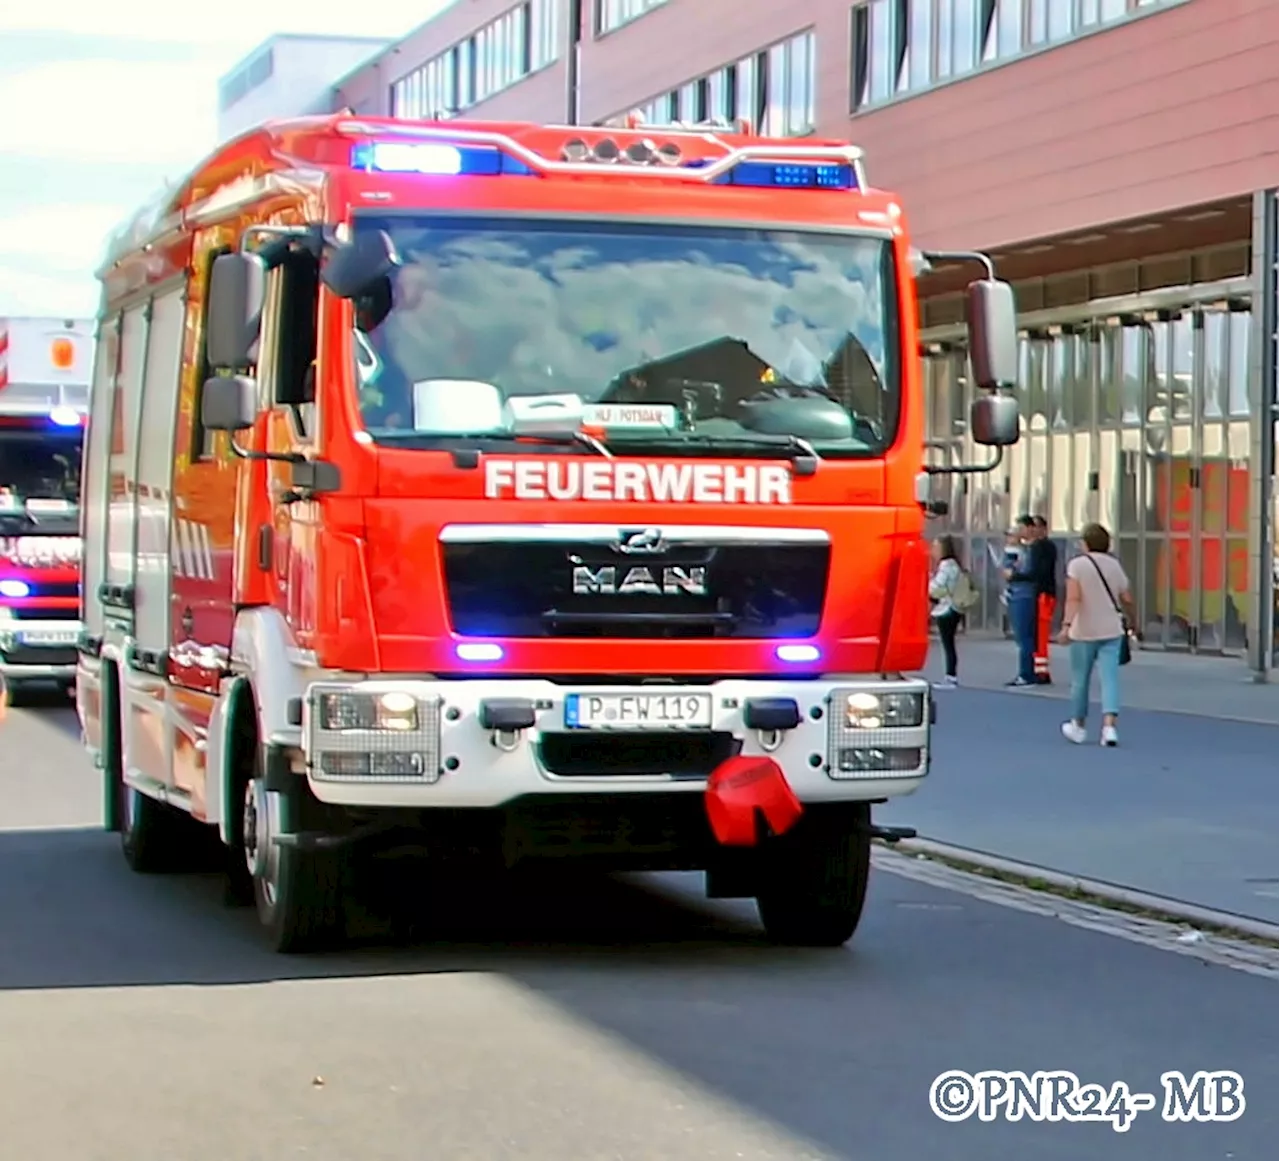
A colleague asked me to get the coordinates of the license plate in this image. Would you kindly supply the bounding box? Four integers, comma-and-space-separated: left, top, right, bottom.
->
565, 692, 713, 730
17, 629, 78, 647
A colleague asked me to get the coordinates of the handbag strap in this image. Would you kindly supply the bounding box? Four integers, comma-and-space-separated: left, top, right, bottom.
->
1084, 553, 1123, 616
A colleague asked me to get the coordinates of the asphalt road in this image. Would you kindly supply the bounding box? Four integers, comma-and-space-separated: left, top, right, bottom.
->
0, 693, 1276, 1161
879, 685, 1280, 922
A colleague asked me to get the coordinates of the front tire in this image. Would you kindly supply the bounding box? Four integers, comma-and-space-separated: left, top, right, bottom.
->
242, 769, 346, 954
755, 804, 871, 947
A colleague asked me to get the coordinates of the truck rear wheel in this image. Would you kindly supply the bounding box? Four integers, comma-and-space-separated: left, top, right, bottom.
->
755, 804, 871, 947
242, 773, 345, 954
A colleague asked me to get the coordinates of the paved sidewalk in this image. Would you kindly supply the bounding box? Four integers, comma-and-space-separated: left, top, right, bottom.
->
914, 634, 1277, 725
878, 681, 1278, 924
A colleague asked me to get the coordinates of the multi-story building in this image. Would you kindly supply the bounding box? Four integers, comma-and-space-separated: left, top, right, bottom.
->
329, 0, 1278, 671
217, 34, 394, 141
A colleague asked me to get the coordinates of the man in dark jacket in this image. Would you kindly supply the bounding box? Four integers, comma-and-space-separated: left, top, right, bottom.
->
1004, 514, 1055, 686
1031, 515, 1058, 683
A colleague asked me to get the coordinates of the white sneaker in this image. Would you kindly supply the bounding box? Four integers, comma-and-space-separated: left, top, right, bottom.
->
1061, 721, 1087, 744
932, 675, 958, 689
1100, 725, 1119, 747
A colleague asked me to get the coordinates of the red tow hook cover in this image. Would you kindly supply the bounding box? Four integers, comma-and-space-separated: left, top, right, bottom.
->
704, 755, 803, 846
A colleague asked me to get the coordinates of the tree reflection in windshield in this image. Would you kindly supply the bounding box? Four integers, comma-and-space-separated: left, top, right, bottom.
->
353, 215, 901, 456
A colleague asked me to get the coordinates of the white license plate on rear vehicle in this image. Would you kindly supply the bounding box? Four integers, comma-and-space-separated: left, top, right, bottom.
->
17, 629, 78, 646
564, 692, 713, 730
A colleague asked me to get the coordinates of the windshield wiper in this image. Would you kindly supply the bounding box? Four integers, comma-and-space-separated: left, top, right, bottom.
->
608, 432, 821, 476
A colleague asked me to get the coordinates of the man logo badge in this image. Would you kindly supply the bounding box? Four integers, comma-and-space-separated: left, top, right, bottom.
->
571, 564, 708, 597
612, 528, 667, 555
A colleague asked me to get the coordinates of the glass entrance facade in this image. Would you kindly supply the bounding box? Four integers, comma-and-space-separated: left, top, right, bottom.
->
923, 286, 1260, 657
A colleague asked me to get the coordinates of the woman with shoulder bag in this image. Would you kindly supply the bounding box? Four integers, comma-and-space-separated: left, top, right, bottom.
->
928, 535, 976, 688
1057, 522, 1136, 747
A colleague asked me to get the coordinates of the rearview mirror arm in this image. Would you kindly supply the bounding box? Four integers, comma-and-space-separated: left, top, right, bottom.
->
223, 434, 305, 466
923, 447, 1004, 476
918, 249, 996, 280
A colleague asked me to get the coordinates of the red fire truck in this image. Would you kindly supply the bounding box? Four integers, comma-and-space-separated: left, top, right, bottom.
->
76, 115, 1018, 952
0, 317, 92, 698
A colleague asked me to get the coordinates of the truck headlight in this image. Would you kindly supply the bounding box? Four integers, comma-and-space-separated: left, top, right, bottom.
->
319, 691, 419, 732
844, 691, 923, 729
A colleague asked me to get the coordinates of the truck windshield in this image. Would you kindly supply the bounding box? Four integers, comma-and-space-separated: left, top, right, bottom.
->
350, 214, 901, 458
0, 425, 82, 528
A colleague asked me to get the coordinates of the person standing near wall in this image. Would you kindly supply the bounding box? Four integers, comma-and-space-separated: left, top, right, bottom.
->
928, 535, 973, 688
1031, 515, 1059, 684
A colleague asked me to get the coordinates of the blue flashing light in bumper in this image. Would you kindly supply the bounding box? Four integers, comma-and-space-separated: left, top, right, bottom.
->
776, 644, 820, 663
351, 142, 537, 177
456, 642, 504, 662
0, 579, 31, 599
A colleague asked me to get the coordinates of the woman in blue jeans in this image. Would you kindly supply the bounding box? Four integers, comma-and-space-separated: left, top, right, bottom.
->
1057, 522, 1134, 747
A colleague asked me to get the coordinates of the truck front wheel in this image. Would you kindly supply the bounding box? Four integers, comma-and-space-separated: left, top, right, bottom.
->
755, 804, 871, 948
242, 772, 345, 954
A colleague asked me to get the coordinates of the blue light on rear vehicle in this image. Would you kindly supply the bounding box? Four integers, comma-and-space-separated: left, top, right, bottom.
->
49, 406, 81, 427
0, 579, 31, 599
776, 644, 820, 663
719, 162, 857, 190
350, 142, 536, 177
456, 642, 504, 662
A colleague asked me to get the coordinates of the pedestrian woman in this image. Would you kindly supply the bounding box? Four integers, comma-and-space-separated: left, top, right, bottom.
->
1058, 522, 1135, 747
928, 535, 966, 688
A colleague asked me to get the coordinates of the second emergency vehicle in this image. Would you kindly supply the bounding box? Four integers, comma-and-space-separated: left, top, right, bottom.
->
0, 316, 92, 695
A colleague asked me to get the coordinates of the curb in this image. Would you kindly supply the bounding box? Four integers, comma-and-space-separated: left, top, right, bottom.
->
912, 675, 1278, 728
885, 836, 1280, 945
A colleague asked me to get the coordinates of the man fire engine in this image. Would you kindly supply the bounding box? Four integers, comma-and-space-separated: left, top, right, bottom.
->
0, 316, 91, 697
76, 114, 1019, 953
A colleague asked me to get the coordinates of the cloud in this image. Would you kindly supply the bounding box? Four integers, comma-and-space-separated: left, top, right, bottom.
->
372, 224, 892, 440
0, 204, 128, 269
0, 263, 98, 318
0, 60, 219, 168
0, 2, 442, 50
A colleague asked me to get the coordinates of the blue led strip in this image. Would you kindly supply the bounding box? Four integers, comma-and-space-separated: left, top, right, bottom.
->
711, 161, 858, 190
350, 141, 537, 177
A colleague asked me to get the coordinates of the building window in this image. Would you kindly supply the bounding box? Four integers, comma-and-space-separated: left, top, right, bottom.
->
596, 0, 667, 36
218, 47, 275, 112
851, 0, 1176, 113
620, 29, 816, 137
390, 0, 558, 118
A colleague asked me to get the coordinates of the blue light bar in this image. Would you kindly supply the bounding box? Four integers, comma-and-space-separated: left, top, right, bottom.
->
351, 141, 536, 177
717, 162, 858, 190
0, 579, 31, 599
456, 642, 504, 662
776, 644, 820, 663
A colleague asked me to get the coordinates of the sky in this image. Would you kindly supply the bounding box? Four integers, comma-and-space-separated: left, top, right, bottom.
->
0, 1, 445, 320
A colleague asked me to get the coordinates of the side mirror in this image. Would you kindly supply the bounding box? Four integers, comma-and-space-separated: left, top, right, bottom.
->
969, 393, 1020, 447
201, 375, 257, 432
321, 229, 400, 299
206, 253, 266, 370
965, 278, 1018, 389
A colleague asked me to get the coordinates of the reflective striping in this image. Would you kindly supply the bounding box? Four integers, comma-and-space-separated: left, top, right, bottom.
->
172, 517, 216, 580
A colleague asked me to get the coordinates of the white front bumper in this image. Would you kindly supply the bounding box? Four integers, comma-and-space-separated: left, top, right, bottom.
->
0, 619, 82, 680
299, 676, 932, 809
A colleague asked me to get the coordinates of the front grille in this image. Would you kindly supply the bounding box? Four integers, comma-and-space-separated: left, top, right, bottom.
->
1, 646, 77, 666
538, 731, 740, 777
8, 605, 79, 622
443, 535, 829, 640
